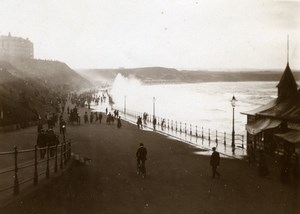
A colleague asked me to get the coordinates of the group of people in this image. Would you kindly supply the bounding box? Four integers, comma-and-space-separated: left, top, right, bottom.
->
68, 106, 80, 124
36, 128, 60, 158
135, 144, 221, 179
280, 152, 299, 183
83, 111, 103, 124
106, 112, 122, 128
136, 115, 158, 131
248, 147, 300, 184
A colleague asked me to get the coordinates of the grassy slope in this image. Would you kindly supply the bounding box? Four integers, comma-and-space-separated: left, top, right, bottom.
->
0, 59, 90, 126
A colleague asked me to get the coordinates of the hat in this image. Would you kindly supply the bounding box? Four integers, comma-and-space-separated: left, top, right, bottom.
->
140, 143, 144, 146
212, 147, 216, 151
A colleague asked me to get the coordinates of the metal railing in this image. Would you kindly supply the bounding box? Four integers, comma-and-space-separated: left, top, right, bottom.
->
115, 107, 245, 152
0, 140, 72, 195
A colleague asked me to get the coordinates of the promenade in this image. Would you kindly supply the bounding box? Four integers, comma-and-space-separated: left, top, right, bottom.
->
0, 106, 299, 213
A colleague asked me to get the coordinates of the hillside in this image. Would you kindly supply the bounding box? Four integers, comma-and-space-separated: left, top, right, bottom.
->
0, 59, 90, 127
6, 58, 90, 90
77, 67, 300, 85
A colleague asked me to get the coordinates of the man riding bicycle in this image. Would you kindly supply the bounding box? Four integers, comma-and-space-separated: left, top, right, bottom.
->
136, 143, 147, 178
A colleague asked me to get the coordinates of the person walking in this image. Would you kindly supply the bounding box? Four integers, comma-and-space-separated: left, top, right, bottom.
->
137, 116, 142, 129
84, 112, 89, 123
99, 112, 103, 124
291, 152, 299, 181
117, 116, 122, 128
210, 147, 221, 178
136, 143, 147, 178
258, 150, 269, 176
153, 117, 157, 130
37, 129, 47, 159
59, 118, 66, 135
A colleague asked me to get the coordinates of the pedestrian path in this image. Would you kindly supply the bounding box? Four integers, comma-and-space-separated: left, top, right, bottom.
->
89, 98, 247, 159
1, 104, 298, 214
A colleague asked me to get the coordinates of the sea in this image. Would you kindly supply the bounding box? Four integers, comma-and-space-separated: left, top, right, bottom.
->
109, 74, 277, 137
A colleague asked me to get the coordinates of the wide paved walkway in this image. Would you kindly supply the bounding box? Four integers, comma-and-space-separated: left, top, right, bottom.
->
1, 106, 299, 214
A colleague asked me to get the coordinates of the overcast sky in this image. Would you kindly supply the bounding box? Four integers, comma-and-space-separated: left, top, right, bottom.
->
0, 0, 299, 70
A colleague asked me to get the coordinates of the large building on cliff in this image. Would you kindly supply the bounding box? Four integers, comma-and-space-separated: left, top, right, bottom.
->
0, 33, 34, 59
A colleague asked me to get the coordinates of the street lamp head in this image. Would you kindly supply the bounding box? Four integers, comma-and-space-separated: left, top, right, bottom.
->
231, 95, 237, 108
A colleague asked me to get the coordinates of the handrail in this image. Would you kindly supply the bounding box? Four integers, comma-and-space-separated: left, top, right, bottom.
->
0, 184, 14, 193
0, 167, 14, 175
0, 138, 72, 195
18, 148, 36, 154
114, 106, 246, 152
0, 151, 15, 156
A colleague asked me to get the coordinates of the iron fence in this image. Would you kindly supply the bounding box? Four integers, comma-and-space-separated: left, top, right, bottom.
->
0, 140, 72, 195
115, 107, 245, 151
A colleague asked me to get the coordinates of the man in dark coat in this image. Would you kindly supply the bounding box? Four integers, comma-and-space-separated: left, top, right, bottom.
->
59, 119, 66, 135
117, 116, 122, 128
137, 116, 142, 129
136, 143, 147, 177
46, 128, 59, 157
99, 112, 103, 123
210, 147, 221, 178
37, 129, 47, 159
153, 117, 157, 130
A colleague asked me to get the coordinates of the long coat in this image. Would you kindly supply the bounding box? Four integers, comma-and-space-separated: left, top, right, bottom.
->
210, 151, 220, 167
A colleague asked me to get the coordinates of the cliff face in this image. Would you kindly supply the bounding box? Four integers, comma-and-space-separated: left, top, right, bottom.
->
0, 59, 90, 126
5, 58, 90, 90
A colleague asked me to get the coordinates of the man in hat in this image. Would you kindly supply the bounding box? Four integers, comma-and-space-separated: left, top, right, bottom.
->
210, 147, 221, 178
37, 129, 47, 159
136, 143, 147, 177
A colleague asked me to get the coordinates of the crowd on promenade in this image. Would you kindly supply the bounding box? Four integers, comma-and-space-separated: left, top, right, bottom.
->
31, 89, 299, 186
1, 89, 300, 214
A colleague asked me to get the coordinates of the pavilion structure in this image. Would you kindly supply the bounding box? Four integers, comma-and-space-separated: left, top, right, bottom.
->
242, 39, 300, 157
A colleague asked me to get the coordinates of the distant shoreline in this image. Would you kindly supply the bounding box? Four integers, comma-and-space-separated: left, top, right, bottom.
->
76, 67, 300, 85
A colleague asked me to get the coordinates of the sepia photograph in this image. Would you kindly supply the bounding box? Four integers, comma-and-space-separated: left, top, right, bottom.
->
0, 0, 299, 213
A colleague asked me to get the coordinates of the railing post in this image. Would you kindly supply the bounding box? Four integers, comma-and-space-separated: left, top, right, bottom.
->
196, 126, 198, 137
201, 127, 204, 139
65, 142, 69, 163
171, 120, 173, 131
63, 135, 66, 163
68, 140, 72, 160
216, 130, 218, 144
34, 145, 38, 185
46, 144, 50, 178
224, 132, 226, 145
175, 121, 177, 132
55, 144, 58, 173
190, 124, 192, 135
208, 129, 211, 143
242, 135, 244, 149
66, 141, 69, 161
167, 119, 169, 129
185, 123, 187, 134
180, 122, 182, 133
60, 143, 63, 169
13, 146, 19, 195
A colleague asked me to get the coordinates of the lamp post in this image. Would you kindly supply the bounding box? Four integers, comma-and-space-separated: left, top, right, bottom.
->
153, 97, 156, 117
124, 96, 126, 115
231, 95, 237, 148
